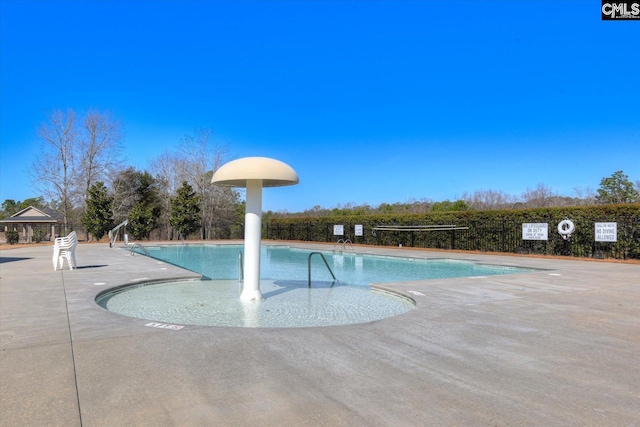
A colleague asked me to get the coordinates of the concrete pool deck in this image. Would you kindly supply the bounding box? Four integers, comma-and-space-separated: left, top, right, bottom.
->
1, 241, 638, 426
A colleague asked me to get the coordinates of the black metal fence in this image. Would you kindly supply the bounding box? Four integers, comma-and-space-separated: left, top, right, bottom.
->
44, 208, 639, 260
265, 217, 640, 260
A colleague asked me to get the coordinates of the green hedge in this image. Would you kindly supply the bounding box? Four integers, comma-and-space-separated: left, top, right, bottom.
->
265, 204, 640, 260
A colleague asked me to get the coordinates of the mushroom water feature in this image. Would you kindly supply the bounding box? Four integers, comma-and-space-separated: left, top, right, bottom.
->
211, 157, 299, 302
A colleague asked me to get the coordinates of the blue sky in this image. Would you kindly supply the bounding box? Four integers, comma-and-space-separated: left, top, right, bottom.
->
1, 0, 638, 212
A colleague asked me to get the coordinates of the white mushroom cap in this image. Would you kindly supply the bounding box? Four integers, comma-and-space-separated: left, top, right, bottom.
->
211, 157, 299, 188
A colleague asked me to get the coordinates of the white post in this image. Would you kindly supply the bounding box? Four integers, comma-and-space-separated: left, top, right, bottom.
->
241, 179, 263, 301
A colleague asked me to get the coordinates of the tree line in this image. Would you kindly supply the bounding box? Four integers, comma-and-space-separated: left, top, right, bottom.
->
267, 171, 640, 218
2, 109, 242, 242
1, 108, 638, 242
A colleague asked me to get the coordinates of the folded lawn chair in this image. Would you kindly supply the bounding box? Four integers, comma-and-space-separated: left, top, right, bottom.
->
53, 231, 78, 271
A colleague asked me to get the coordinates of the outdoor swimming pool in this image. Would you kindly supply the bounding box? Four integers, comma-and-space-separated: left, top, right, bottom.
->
97, 245, 529, 328
141, 244, 527, 285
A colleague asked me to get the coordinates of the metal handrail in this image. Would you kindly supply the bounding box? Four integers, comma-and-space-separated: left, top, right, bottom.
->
108, 219, 128, 248
333, 238, 354, 253
129, 242, 150, 257
308, 252, 337, 287
372, 224, 469, 237
238, 251, 244, 295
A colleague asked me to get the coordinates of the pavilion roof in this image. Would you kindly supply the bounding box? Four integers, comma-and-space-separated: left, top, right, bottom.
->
0, 206, 61, 224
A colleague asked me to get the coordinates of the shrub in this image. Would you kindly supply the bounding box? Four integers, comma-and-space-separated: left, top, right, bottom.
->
33, 228, 48, 243
6, 230, 19, 245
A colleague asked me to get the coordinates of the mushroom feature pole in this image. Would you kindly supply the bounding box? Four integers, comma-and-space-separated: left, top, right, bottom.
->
211, 157, 299, 302
243, 179, 263, 300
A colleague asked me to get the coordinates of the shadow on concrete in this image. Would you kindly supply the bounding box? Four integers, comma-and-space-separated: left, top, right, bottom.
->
0, 257, 32, 264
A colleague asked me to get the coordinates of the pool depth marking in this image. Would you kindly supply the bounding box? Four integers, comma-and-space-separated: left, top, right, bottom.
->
145, 322, 184, 330
406, 290, 426, 296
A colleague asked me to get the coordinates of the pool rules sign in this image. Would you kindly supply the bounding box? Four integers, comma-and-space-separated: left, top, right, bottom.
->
595, 222, 617, 242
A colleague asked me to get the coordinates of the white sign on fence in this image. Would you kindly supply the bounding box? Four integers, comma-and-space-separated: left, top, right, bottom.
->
522, 223, 548, 240
354, 224, 363, 236
333, 225, 344, 236
595, 222, 617, 242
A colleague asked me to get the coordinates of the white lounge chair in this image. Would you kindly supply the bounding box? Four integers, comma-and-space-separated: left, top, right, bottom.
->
53, 231, 78, 271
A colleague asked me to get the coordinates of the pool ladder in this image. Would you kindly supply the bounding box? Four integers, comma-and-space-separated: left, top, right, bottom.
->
128, 242, 150, 257
237, 250, 337, 291
333, 239, 353, 253
308, 252, 337, 287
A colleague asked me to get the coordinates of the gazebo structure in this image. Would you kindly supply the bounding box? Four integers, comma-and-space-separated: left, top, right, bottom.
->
0, 206, 61, 243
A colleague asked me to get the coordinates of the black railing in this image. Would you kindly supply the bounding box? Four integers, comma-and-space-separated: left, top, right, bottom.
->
55, 213, 638, 260
264, 217, 640, 260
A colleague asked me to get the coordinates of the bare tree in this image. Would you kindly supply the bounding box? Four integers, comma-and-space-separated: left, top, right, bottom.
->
406, 198, 432, 214
148, 128, 238, 240
30, 109, 125, 236
73, 110, 124, 239
110, 167, 139, 222
79, 110, 124, 204
150, 151, 186, 239
522, 183, 556, 208
573, 186, 596, 205
31, 109, 78, 233
177, 129, 231, 239
462, 189, 517, 210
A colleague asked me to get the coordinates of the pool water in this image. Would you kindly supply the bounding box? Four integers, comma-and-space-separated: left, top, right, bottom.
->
97, 244, 529, 328
97, 279, 415, 328
142, 244, 527, 285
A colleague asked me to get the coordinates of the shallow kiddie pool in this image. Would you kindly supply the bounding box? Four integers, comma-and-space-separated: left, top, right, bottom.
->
96, 245, 529, 328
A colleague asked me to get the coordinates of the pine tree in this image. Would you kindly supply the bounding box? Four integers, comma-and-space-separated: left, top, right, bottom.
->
128, 171, 162, 240
129, 204, 157, 240
170, 181, 201, 239
81, 182, 114, 241
596, 171, 639, 204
